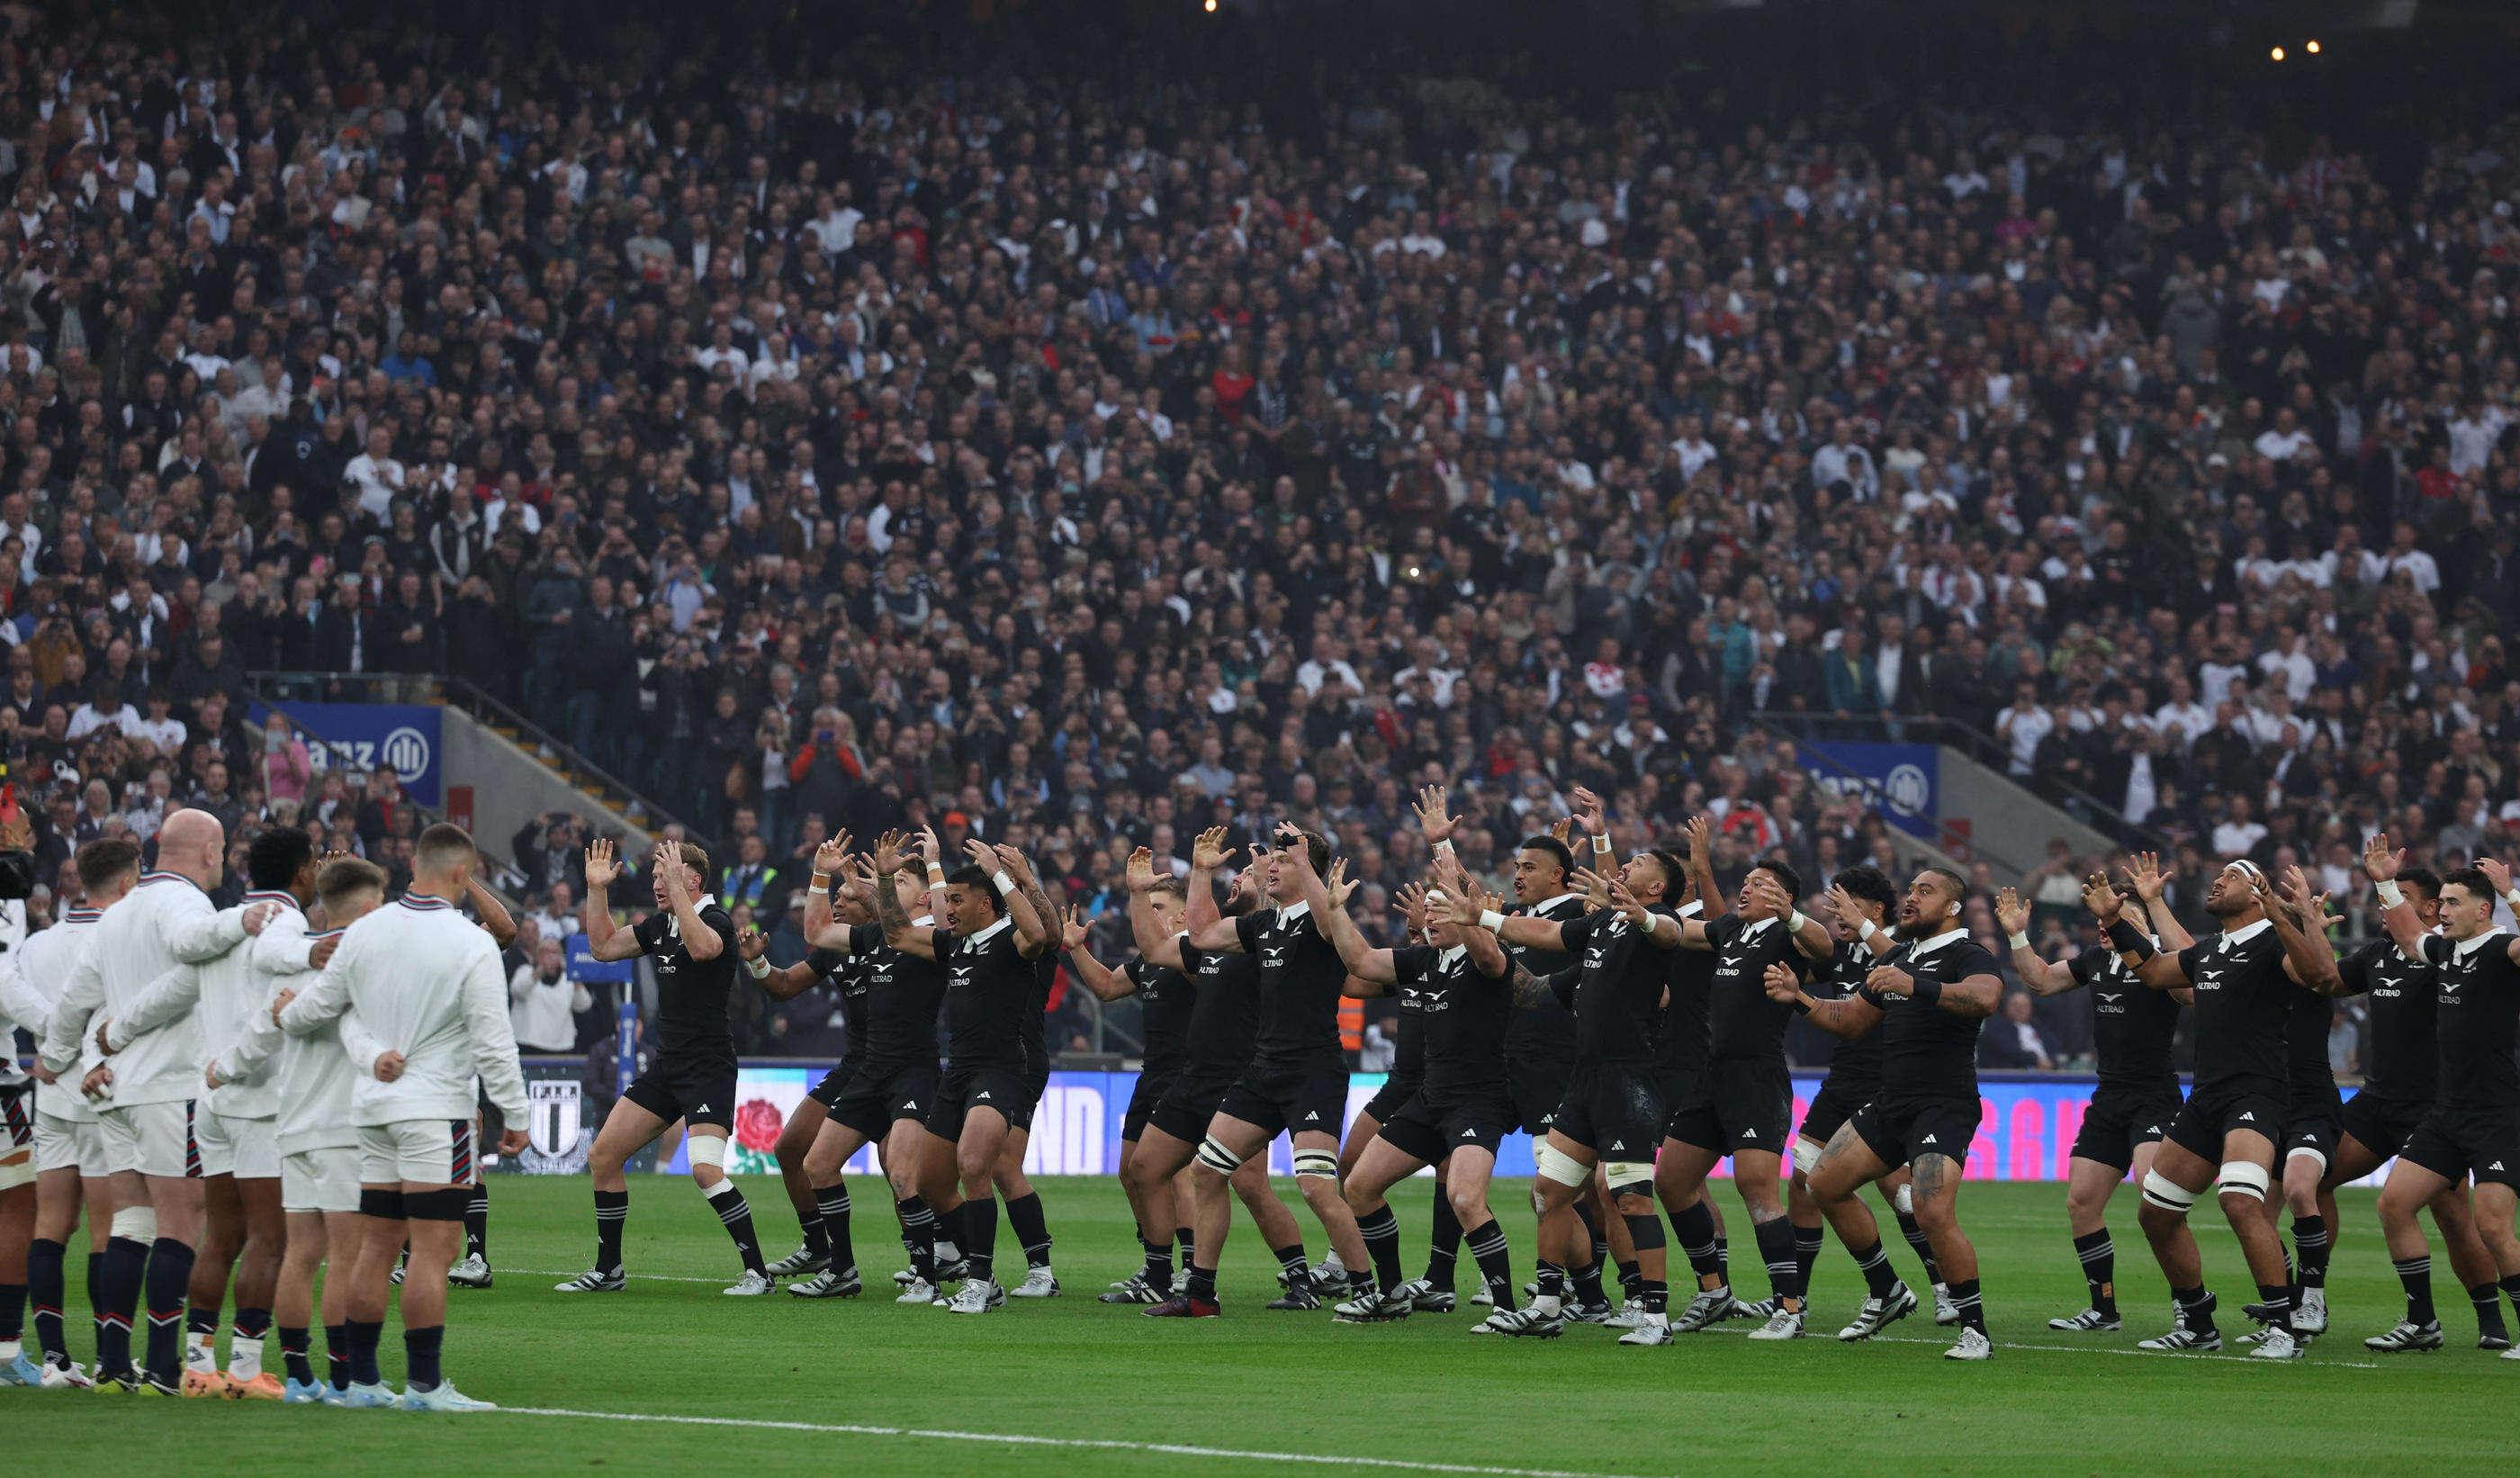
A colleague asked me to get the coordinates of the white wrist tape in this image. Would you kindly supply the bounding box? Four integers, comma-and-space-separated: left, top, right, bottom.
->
994, 872, 1017, 897
1788, 910, 1810, 933
1478, 909, 1508, 933
744, 954, 770, 979
2007, 930, 2031, 951
2505, 888, 2520, 913
2373, 879, 2402, 908
1434, 838, 1456, 859
1590, 833, 1614, 852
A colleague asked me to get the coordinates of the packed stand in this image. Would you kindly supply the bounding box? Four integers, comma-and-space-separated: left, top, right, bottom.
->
5, 4, 2520, 1069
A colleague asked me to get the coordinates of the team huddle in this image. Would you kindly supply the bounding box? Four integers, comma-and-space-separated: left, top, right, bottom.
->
1, 797, 2515, 1409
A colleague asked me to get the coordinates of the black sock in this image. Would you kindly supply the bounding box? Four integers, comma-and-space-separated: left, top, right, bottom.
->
186, 1306, 219, 1343
2174, 1284, 2217, 1335
1534, 1259, 1565, 1303
404, 1325, 444, 1392
2397, 1256, 2436, 1324
2292, 1215, 2330, 1289
279, 1325, 312, 1385
1140, 1238, 1174, 1293
962, 1195, 999, 1283
1642, 1277, 1669, 1315
2255, 1282, 2295, 1333
1790, 1222, 1823, 1299
936, 1201, 968, 1266
1671, 1201, 1722, 1282
1616, 1257, 1642, 1298
233, 1305, 270, 1340
2470, 1282, 2507, 1338
1186, 1263, 1217, 1301
2074, 1228, 2116, 1317
1356, 1204, 1403, 1293
1948, 1275, 1986, 1334
1466, 1221, 1515, 1311
1004, 1191, 1053, 1270
27, 1239, 63, 1364
593, 1188, 628, 1272
1571, 1257, 1606, 1305
96, 1236, 146, 1375
346, 1318, 383, 1385
1714, 1234, 1731, 1285
1850, 1239, 1898, 1298
141, 1238, 196, 1383
1895, 1208, 1940, 1283
1177, 1226, 1195, 1268
465, 1185, 489, 1262
1425, 1195, 1462, 1290
2498, 1272, 2520, 1321
897, 1196, 938, 1281
1271, 1243, 1309, 1282
813, 1185, 855, 1270
1753, 1217, 1803, 1303
324, 1321, 351, 1390
798, 1203, 831, 1257
706, 1181, 766, 1275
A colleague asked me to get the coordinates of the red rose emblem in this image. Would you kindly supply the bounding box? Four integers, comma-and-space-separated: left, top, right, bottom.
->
733, 1098, 784, 1154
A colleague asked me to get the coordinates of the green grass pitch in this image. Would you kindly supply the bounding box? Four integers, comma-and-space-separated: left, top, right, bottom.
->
14, 1176, 2514, 1476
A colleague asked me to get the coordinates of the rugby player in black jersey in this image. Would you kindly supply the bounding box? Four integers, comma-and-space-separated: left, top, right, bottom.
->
1998, 854, 2192, 1335
2364, 852, 2520, 1359
558, 837, 776, 1295
1129, 837, 1314, 1317
2337, 838, 2507, 1350
868, 832, 1058, 1315
1659, 846, 1834, 1338
1448, 841, 1691, 1341
1159, 825, 1373, 1317
755, 841, 953, 1301
1638, 820, 1736, 1327
1782, 866, 1944, 1322
980, 845, 1071, 1300
759, 833, 870, 1284
1784, 867, 2006, 1358
2090, 860, 2340, 1359
1056, 886, 1195, 1302
1314, 863, 1514, 1324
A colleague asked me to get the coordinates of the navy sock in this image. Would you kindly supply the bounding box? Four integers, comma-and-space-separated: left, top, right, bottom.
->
27, 1239, 64, 1364
279, 1325, 312, 1385
97, 1237, 147, 1375
346, 1319, 383, 1385
324, 1321, 352, 1390
141, 1238, 196, 1383
404, 1324, 445, 1391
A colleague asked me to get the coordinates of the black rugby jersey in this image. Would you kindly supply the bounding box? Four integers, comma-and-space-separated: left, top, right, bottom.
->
1234, 901, 1347, 1064
1391, 942, 1511, 1097
1858, 929, 1999, 1101
1702, 914, 1810, 1066
634, 902, 742, 1061
2066, 945, 2182, 1098
2174, 920, 2294, 1096
2417, 931, 2520, 1108
1809, 938, 1882, 1098
2333, 937, 2435, 1104
941, 916, 1035, 1070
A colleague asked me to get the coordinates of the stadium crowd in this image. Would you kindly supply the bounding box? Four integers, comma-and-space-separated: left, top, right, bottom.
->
4, 0, 2520, 1072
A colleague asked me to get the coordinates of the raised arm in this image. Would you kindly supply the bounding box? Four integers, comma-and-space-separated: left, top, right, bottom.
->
1179, 826, 1246, 954
656, 840, 720, 961
1124, 848, 1188, 970
1766, 960, 1883, 1040
1454, 879, 1509, 979
869, 834, 943, 960
2470, 856, 2520, 969
2085, 874, 2192, 991
1760, 870, 1832, 960
2263, 869, 2341, 993
1059, 906, 1137, 1001
1442, 886, 1570, 954
2362, 834, 2433, 966
1998, 887, 2078, 995
2124, 852, 2194, 952
467, 875, 519, 950
1317, 860, 1397, 983
580, 838, 644, 962
1686, 815, 1728, 922
1509, 962, 1576, 1012
986, 842, 1058, 960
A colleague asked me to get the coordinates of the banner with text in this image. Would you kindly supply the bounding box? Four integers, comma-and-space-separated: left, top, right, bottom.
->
1805, 741, 1940, 840
253, 699, 444, 807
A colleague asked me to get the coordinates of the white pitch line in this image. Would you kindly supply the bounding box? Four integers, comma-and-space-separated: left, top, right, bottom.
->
498, 1406, 1672, 1478
507, 1267, 2384, 1366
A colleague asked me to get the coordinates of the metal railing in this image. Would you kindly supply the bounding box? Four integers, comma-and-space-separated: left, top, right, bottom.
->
248, 668, 718, 852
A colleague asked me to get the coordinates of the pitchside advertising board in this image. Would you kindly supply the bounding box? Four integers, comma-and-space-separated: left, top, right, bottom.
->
496, 1066, 2390, 1185
246, 700, 443, 807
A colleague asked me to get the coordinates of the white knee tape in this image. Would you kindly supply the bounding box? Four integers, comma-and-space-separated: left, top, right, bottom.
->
2216, 1161, 2272, 1201
685, 1133, 729, 1171
1600, 1160, 1654, 1195
1534, 1143, 1590, 1189
1292, 1150, 1338, 1181
111, 1207, 158, 1241
2139, 1170, 2198, 1213
2285, 1146, 2329, 1174
1894, 1183, 1914, 1215
1791, 1138, 1822, 1177
1195, 1136, 1246, 1175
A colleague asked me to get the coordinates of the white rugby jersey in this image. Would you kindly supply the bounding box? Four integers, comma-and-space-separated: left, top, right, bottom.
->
217, 912, 383, 1155
42, 872, 250, 1106
278, 889, 526, 1127
0, 907, 101, 1118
